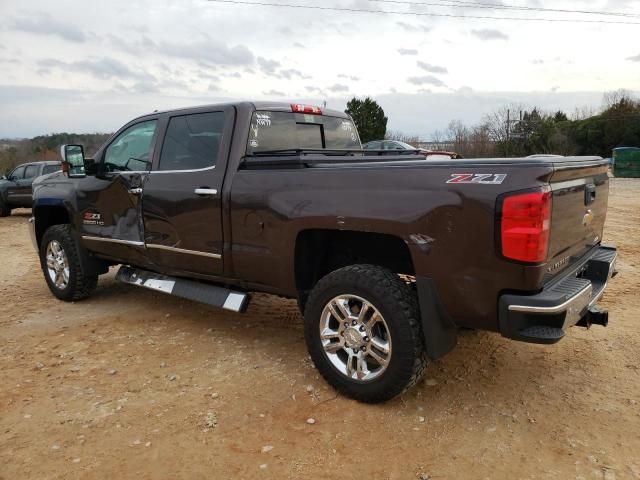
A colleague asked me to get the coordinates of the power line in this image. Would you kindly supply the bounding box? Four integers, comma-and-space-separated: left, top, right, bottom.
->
368, 0, 640, 19
206, 0, 640, 25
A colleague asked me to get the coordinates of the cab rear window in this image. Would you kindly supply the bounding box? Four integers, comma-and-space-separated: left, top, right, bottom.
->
247, 111, 360, 154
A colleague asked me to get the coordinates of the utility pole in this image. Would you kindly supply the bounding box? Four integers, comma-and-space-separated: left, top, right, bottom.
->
506, 109, 510, 157
505, 109, 523, 157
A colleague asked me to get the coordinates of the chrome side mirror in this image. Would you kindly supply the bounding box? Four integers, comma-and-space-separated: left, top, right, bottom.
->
60, 144, 86, 178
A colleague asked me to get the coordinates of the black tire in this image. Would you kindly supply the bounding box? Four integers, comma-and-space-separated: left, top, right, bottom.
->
304, 264, 428, 403
40, 224, 98, 301
0, 200, 11, 217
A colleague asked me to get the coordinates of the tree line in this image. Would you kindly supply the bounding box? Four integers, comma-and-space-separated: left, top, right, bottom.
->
0, 133, 110, 174
350, 90, 640, 158
435, 90, 640, 158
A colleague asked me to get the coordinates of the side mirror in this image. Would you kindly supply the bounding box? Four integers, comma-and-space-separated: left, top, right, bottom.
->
60, 144, 86, 178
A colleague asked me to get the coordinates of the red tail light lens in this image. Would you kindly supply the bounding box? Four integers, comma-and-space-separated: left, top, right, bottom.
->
291, 104, 322, 115
500, 189, 552, 263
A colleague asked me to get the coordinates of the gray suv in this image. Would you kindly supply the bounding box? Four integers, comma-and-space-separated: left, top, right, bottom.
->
0, 161, 61, 216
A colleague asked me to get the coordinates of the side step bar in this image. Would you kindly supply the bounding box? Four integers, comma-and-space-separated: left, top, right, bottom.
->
116, 266, 250, 313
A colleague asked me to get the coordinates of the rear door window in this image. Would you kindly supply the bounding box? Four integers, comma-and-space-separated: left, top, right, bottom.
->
247, 111, 360, 154
158, 112, 225, 171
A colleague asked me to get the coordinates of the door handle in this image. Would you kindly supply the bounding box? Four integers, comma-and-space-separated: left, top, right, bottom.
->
194, 188, 218, 196
129, 188, 143, 195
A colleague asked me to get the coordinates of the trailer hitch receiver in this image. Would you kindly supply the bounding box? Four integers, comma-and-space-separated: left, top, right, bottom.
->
577, 306, 609, 329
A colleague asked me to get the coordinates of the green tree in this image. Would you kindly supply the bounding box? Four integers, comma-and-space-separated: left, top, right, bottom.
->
553, 111, 568, 122
345, 97, 388, 144
568, 92, 640, 156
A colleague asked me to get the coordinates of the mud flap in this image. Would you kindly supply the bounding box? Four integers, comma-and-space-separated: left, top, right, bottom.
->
415, 276, 458, 360
116, 266, 250, 313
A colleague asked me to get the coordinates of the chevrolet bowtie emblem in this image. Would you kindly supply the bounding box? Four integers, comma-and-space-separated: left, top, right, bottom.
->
583, 209, 594, 226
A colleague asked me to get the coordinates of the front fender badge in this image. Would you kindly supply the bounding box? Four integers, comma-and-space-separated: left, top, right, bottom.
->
82, 211, 104, 226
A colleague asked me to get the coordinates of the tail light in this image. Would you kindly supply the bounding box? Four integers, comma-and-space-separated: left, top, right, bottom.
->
499, 188, 552, 263
292, 104, 322, 115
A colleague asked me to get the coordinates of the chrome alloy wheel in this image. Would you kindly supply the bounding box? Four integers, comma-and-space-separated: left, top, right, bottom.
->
46, 240, 70, 289
319, 295, 392, 382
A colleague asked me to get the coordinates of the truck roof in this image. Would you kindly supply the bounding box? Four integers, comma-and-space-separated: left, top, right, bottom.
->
14, 160, 61, 167
140, 101, 349, 121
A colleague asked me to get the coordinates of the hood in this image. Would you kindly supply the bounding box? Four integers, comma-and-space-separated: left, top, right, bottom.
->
34, 171, 64, 183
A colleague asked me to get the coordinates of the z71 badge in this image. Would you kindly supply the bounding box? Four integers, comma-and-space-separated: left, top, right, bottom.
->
82, 211, 104, 226
447, 173, 507, 185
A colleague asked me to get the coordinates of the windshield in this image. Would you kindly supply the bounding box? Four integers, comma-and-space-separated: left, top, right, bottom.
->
247, 111, 361, 154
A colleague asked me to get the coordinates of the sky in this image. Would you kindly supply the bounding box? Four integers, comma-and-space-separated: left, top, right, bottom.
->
0, 0, 639, 138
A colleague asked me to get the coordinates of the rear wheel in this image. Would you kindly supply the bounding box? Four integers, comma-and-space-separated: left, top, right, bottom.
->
0, 200, 11, 217
304, 264, 427, 403
40, 225, 98, 301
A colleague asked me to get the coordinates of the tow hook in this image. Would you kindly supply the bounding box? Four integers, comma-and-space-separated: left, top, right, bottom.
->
577, 306, 609, 329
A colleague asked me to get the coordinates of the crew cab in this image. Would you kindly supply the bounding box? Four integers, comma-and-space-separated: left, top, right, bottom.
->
0, 161, 61, 216
29, 101, 617, 403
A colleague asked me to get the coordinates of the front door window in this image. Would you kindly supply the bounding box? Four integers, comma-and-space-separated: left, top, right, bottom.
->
9, 166, 25, 181
103, 120, 157, 172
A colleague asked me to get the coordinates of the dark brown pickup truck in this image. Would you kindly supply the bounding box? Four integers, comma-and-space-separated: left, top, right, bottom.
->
30, 101, 617, 403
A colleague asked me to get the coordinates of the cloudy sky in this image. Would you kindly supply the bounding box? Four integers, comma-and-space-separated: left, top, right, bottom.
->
0, 0, 639, 138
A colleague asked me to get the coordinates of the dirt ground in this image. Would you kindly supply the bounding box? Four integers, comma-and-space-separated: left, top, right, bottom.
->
1, 178, 639, 480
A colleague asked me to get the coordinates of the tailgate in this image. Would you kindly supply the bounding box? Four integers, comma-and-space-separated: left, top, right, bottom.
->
546, 157, 610, 276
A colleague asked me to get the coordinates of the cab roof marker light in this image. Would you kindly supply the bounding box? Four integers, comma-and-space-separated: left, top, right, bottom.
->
291, 104, 322, 115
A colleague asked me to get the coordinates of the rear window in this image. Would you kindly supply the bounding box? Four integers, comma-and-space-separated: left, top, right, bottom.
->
246, 111, 360, 154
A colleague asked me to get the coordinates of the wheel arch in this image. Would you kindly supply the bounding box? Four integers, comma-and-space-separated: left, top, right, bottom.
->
33, 200, 109, 277
294, 228, 415, 301
294, 228, 458, 362
33, 200, 72, 250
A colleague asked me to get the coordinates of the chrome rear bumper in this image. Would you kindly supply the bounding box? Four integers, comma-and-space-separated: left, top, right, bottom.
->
499, 245, 617, 344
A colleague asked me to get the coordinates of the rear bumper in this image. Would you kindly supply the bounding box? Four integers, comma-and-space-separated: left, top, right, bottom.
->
499, 245, 617, 344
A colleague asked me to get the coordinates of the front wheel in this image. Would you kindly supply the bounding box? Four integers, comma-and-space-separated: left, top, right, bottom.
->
304, 264, 427, 403
40, 225, 98, 301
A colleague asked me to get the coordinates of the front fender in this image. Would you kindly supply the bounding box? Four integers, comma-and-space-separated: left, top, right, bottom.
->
32, 197, 74, 248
